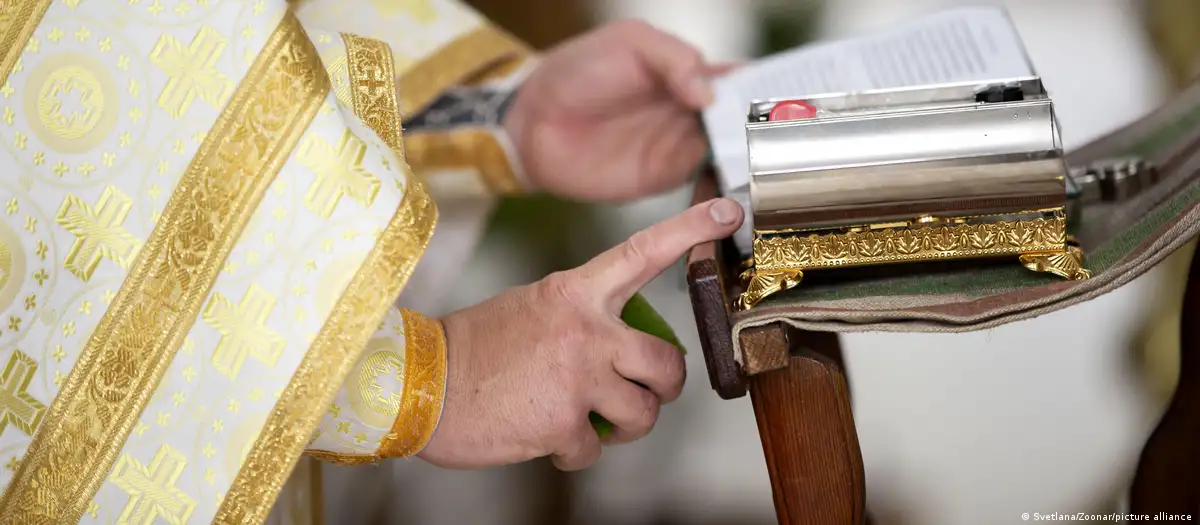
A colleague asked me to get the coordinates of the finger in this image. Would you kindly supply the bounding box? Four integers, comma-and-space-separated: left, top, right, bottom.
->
704, 61, 743, 77
612, 331, 686, 403
574, 198, 743, 308
611, 20, 712, 108
591, 374, 661, 444
551, 418, 603, 471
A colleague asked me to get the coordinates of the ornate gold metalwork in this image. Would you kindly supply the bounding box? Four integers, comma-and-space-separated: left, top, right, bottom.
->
1020, 245, 1092, 281
0, 14, 328, 524
736, 214, 1091, 310
735, 268, 802, 311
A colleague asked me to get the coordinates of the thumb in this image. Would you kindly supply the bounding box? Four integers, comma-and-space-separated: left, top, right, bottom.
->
573, 198, 743, 311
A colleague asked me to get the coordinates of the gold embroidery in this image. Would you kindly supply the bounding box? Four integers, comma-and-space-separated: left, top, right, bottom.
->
398, 25, 530, 115
108, 444, 196, 525
35, 65, 106, 139
0, 218, 26, 313
149, 25, 234, 119
462, 55, 528, 86
215, 177, 438, 524
55, 185, 141, 282
0, 0, 52, 88
380, 309, 446, 458
405, 129, 522, 194
341, 33, 403, 152
26, 56, 120, 154
347, 338, 405, 428
369, 0, 437, 23
304, 449, 381, 466
323, 52, 352, 109
0, 350, 45, 439
299, 129, 380, 219
202, 284, 285, 380
0, 14, 327, 524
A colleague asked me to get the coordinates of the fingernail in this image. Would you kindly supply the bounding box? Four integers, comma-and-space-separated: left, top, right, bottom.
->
709, 198, 740, 225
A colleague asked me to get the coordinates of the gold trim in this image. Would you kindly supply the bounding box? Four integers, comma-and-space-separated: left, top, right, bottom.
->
752, 215, 1069, 272
399, 24, 530, 115
0, 14, 327, 523
405, 129, 523, 195
0, 0, 52, 88
736, 215, 1082, 310
342, 32, 403, 153
214, 171, 438, 525
463, 55, 530, 86
380, 309, 447, 458
305, 449, 383, 466
215, 30, 440, 523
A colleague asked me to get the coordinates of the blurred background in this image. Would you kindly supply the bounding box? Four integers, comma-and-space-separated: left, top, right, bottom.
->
383, 0, 1200, 523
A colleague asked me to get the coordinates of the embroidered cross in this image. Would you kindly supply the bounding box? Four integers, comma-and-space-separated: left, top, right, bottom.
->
203, 284, 285, 380
0, 350, 45, 439
109, 445, 197, 525
55, 185, 141, 282
357, 67, 390, 99
150, 26, 233, 119
299, 129, 381, 218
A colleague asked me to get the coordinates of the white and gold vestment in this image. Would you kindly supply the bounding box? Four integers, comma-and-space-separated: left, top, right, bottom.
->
0, 0, 533, 522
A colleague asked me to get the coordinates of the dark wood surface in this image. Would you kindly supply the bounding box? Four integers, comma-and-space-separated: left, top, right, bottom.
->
1130, 245, 1200, 515
744, 324, 867, 525
685, 165, 1200, 522
686, 170, 867, 524
686, 172, 747, 399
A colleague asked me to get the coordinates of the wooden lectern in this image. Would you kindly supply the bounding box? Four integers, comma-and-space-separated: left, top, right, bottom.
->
685, 168, 1200, 524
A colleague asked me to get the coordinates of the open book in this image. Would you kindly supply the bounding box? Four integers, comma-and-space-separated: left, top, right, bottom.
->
702, 7, 1039, 253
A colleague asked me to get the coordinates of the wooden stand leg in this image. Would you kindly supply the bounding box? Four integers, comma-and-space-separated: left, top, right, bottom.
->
1129, 247, 1200, 514
745, 325, 867, 525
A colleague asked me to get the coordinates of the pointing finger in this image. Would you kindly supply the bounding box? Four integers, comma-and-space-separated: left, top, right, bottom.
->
574, 198, 743, 310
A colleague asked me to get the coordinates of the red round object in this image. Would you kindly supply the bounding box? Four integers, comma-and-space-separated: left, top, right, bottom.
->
768, 100, 817, 122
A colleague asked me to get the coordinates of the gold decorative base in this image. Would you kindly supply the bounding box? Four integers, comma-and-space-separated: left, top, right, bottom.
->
1019, 244, 1092, 281
734, 267, 803, 311
735, 245, 1091, 310
734, 218, 1093, 311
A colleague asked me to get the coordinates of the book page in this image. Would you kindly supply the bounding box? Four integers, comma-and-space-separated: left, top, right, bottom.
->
703, 7, 1036, 252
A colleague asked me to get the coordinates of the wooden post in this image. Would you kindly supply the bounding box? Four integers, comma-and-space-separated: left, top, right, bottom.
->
1130, 245, 1200, 515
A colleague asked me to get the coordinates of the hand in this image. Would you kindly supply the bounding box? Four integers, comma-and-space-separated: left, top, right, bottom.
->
419, 198, 744, 470
504, 20, 729, 203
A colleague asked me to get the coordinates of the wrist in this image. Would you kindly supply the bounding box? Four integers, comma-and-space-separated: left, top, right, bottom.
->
500, 77, 539, 194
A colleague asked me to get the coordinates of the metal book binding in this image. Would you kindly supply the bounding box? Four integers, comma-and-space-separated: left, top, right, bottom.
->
735, 77, 1156, 310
